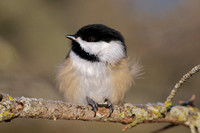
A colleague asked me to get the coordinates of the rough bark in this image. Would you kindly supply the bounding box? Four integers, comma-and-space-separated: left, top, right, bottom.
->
0, 93, 199, 132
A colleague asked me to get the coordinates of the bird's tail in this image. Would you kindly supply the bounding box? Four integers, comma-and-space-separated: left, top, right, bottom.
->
129, 57, 144, 83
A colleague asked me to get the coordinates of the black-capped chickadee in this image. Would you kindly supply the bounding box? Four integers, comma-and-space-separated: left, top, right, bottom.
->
56, 24, 140, 116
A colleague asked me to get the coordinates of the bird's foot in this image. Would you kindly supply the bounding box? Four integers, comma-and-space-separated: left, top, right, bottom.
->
86, 97, 114, 117
98, 99, 114, 117
104, 99, 114, 117
86, 96, 98, 117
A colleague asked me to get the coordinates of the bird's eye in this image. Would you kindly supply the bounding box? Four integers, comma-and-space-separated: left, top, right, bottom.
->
85, 36, 96, 42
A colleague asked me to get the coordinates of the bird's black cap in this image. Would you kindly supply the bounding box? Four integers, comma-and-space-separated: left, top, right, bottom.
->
76, 24, 125, 44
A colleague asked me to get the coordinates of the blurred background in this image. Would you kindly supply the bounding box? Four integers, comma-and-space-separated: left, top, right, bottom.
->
0, 0, 199, 133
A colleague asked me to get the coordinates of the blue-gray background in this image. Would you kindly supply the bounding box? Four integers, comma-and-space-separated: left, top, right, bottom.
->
0, 1, 199, 133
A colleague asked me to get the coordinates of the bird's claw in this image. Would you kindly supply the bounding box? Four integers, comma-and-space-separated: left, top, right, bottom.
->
105, 99, 114, 117
86, 97, 98, 117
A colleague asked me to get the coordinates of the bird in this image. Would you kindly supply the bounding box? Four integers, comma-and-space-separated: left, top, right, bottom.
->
56, 24, 141, 117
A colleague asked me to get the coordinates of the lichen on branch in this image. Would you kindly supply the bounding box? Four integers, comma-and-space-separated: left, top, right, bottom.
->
0, 93, 200, 132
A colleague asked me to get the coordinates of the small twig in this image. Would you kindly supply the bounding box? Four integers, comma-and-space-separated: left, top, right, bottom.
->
179, 95, 196, 107
162, 65, 200, 113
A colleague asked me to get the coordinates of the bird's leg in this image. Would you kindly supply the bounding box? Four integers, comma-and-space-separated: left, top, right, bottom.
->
86, 96, 98, 117
97, 99, 114, 117
105, 99, 114, 117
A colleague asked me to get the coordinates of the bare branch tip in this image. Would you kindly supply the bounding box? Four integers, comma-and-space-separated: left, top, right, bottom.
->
189, 94, 196, 102
164, 64, 200, 110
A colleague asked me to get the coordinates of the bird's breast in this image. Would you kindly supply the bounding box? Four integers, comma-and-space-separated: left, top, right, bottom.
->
70, 51, 111, 103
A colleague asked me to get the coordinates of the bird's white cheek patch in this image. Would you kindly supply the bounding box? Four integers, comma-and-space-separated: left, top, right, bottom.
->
76, 37, 125, 63
99, 41, 125, 63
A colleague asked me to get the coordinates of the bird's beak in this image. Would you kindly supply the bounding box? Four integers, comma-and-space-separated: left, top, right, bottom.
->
65, 35, 76, 41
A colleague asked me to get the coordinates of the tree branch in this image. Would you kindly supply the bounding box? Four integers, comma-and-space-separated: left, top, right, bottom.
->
0, 93, 199, 132
0, 64, 200, 132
